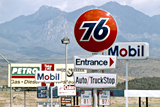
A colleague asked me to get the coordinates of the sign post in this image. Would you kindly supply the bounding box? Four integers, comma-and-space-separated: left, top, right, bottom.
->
74, 9, 118, 107
105, 42, 149, 107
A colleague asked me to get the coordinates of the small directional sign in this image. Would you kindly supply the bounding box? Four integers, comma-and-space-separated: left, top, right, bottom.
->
49, 86, 59, 98
74, 55, 116, 70
37, 86, 47, 98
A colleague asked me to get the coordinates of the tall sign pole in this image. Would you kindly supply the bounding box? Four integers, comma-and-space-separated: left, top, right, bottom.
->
125, 60, 128, 107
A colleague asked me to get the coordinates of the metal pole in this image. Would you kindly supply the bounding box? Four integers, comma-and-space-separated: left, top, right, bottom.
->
146, 97, 148, 107
125, 60, 128, 107
139, 97, 141, 107
46, 83, 49, 107
93, 88, 97, 107
102, 52, 104, 107
51, 87, 53, 107
92, 53, 97, 107
0, 54, 12, 107
65, 44, 67, 84
24, 91, 26, 107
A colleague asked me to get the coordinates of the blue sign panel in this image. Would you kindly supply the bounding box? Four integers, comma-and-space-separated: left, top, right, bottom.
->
37, 86, 47, 98
49, 86, 59, 98
110, 90, 124, 97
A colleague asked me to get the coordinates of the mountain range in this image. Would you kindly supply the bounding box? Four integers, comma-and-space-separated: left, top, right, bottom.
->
0, 1, 160, 60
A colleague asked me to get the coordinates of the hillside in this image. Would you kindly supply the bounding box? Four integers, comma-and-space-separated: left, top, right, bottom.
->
0, 2, 160, 58
0, 58, 160, 80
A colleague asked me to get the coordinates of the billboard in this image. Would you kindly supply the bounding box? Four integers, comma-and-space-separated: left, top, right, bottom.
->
8, 63, 87, 87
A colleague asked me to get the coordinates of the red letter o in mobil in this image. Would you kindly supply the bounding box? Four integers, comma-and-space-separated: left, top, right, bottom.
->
74, 9, 117, 52
119, 48, 128, 57
45, 75, 49, 80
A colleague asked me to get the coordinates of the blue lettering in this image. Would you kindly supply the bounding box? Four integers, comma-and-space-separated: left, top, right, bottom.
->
129, 46, 137, 56
142, 45, 144, 56
50, 73, 55, 80
76, 59, 81, 65
108, 46, 119, 56
37, 73, 44, 80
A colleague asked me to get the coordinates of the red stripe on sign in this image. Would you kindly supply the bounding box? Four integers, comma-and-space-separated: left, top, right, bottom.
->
12, 76, 35, 78
41, 64, 54, 71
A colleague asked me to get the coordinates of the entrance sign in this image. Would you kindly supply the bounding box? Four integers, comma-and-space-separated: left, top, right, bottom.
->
74, 9, 117, 52
74, 55, 116, 70
58, 84, 76, 96
99, 90, 110, 105
35, 71, 62, 82
106, 42, 149, 59
81, 90, 92, 105
74, 73, 116, 88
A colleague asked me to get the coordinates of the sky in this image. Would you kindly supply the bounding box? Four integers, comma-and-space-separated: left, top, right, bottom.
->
0, 0, 160, 24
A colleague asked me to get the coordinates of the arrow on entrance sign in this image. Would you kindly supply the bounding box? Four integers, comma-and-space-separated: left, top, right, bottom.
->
74, 55, 117, 70
110, 57, 114, 67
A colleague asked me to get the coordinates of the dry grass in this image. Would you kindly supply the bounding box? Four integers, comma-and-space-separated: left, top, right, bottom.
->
1, 91, 160, 107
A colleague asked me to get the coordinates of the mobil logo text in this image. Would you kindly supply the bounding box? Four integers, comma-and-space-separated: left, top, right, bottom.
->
106, 42, 149, 59
35, 71, 62, 82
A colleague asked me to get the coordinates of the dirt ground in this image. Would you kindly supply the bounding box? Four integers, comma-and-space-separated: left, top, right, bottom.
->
1, 91, 160, 107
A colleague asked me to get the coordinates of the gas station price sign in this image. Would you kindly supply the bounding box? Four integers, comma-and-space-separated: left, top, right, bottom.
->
81, 90, 92, 105
99, 90, 110, 105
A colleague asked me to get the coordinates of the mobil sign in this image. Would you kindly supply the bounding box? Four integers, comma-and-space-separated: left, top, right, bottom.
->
105, 42, 149, 59
35, 71, 62, 82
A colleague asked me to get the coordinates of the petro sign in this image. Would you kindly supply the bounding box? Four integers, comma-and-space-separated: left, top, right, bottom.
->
74, 9, 117, 52
105, 42, 149, 59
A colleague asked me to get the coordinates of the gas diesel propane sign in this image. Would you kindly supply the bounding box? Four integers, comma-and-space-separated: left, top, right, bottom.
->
74, 73, 116, 88
9, 63, 83, 87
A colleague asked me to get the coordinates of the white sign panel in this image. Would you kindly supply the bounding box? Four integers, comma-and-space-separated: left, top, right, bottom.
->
58, 84, 76, 96
105, 42, 149, 59
99, 90, 110, 105
35, 71, 62, 82
74, 55, 116, 70
81, 90, 92, 105
74, 73, 116, 88
125, 90, 160, 97
54, 64, 87, 85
